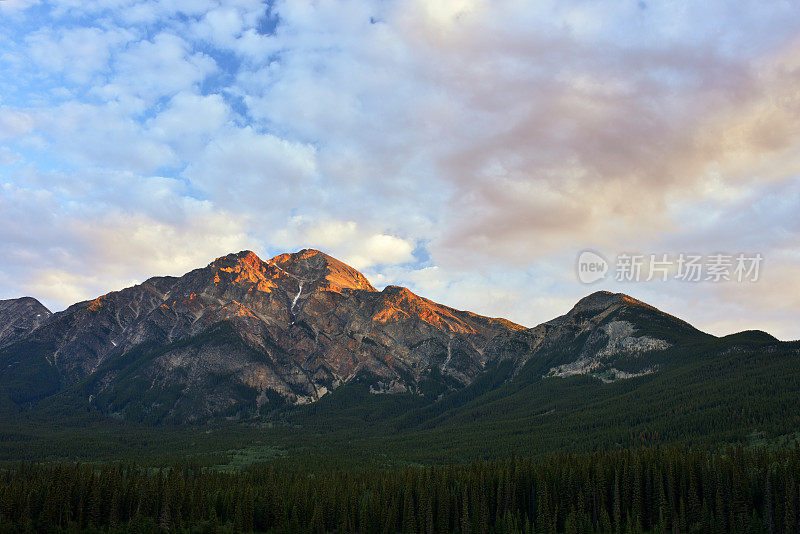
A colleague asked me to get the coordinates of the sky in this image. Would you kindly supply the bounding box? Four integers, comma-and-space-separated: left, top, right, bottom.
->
1, 0, 799, 340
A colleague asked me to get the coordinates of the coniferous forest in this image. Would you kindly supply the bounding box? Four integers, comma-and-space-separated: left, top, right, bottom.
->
1, 446, 799, 533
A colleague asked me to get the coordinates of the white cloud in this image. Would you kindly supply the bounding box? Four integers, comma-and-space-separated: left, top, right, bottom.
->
48, 0, 216, 23
0, 147, 21, 165
0, 0, 799, 339
147, 91, 230, 157
26, 26, 133, 84
101, 33, 217, 104
185, 126, 317, 210
0, 107, 35, 139
272, 219, 415, 270
0, 0, 39, 15
0, 175, 255, 310
33, 101, 175, 172
191, 2, 265, 49
67, 207, 254, 278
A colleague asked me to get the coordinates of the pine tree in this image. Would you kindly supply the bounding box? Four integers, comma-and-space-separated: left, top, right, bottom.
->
309, 501, 325, 534
785, 474, 797, 534
88, 481, 102, 530
461, 486, 472, 534
477, 493, 489, 534
714, 468, 727, 534
159, 492, 171, 533
402, 483, 416, 534
422, 487, 434, 534
613, 472, 622, 533
564, 506, 577, 534
764, 472, 773, 534
599, 506, 612, 533
436, 484, 450, 534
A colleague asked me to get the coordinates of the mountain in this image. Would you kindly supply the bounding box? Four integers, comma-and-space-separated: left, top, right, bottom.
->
0, 250, 798, 463
0, 249, 521, 422
486, 290, 710, 382
0, 297, 51, 348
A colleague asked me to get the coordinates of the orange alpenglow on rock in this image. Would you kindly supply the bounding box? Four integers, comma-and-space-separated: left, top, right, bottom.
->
86, 295, 108, 311
214, 251, 279, 292
372, 286, 477, 333
269, 249, 376, 293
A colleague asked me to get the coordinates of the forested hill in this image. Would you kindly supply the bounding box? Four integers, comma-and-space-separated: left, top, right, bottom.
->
0, 327, 797, 467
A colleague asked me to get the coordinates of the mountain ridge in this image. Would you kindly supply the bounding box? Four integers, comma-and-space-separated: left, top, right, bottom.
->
0, 249, 523, 421
0, 249, 785, 426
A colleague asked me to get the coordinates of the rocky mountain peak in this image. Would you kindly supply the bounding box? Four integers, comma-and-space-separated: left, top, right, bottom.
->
205, 249, 377, 295
0, 296, 52, 318
569, 291, 652, 315
381, 285, 415, 298
210, 250, 263, 271
269, 248, 376, 293
0, 296, 53, 348
206, 250, 276, 294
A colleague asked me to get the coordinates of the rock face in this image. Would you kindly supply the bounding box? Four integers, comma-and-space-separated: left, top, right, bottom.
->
0, 297, 52, 348
0, 250, 522, 422
486, 291, 708, 382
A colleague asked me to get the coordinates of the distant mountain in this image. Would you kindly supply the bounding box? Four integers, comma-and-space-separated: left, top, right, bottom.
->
0, 250, 520, 422
487, 290, 710, 382
0, 297, 51, 348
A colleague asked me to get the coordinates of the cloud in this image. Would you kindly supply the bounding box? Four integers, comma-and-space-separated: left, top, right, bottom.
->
185, 126, 318, 211
26, 26, 133, 84
272, 219, 415, 270
30, 101, 175, 172
0, 0, 799, 339
102, 32, 217, 103
0, 147, 21, 165
191, 1, 265, 49
0, 0, 39, 15
0, 107, 35, 139
47, 0, 217, 24
0, 171, 254, 310
66, 207, 254, 278
147, 91, 230, 157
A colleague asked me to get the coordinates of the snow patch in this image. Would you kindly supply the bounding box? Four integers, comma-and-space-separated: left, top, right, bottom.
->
291, 282, 303, 311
